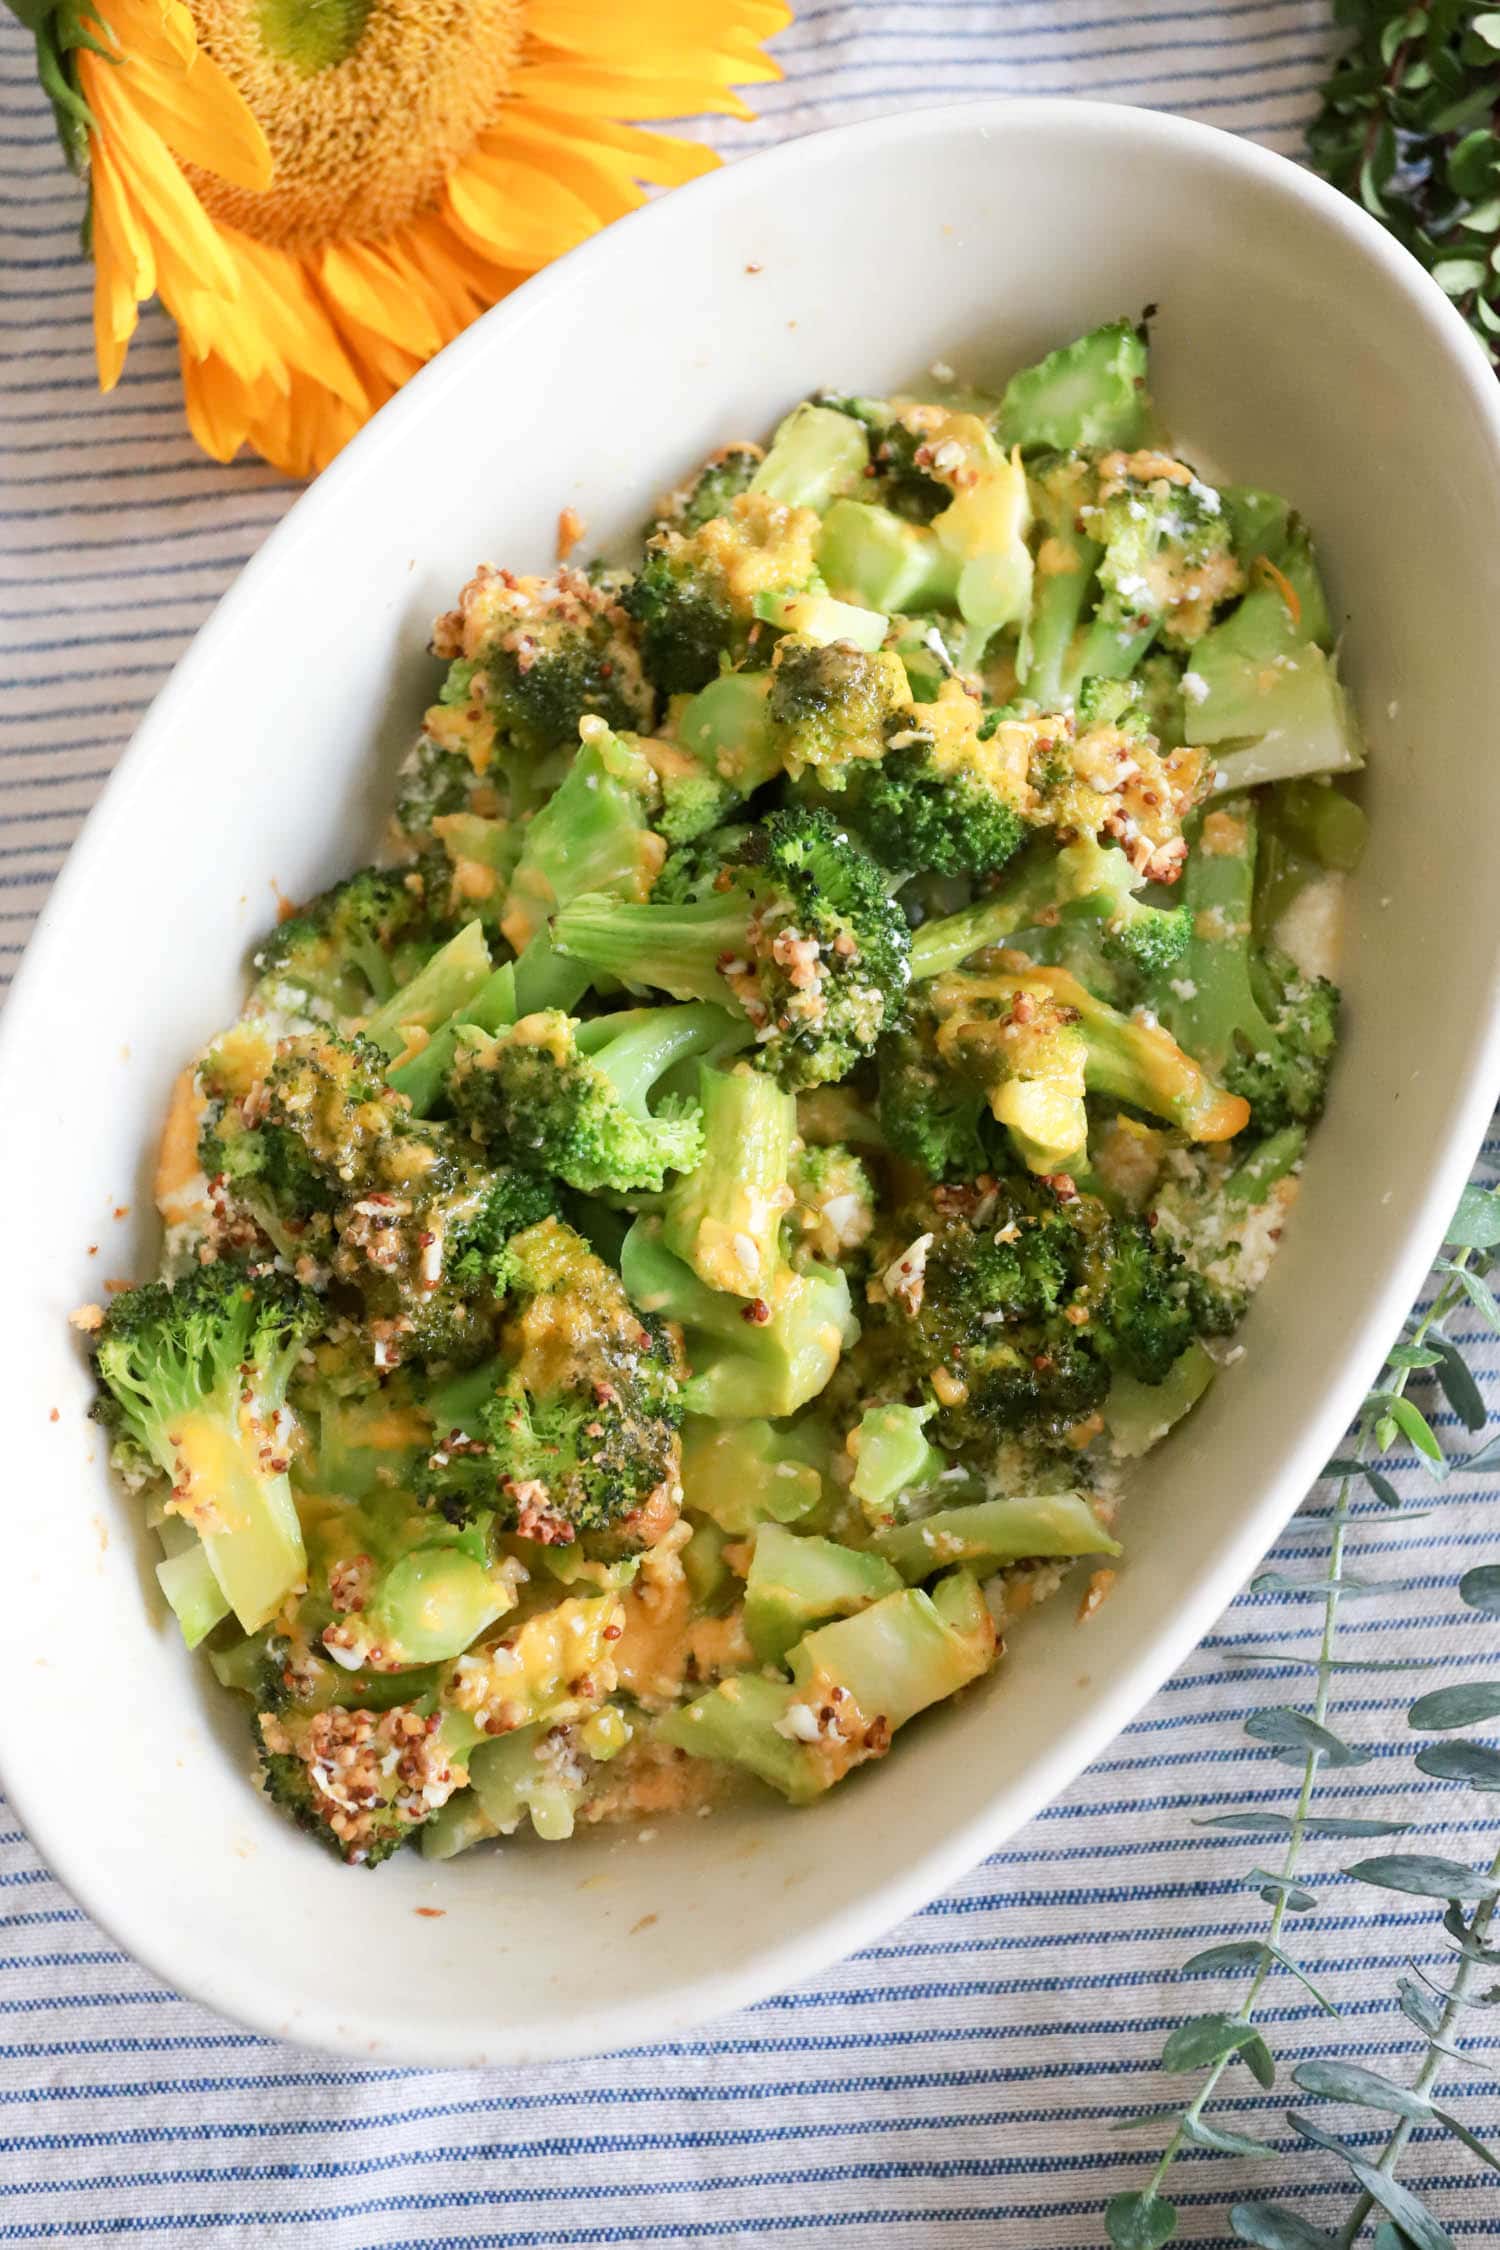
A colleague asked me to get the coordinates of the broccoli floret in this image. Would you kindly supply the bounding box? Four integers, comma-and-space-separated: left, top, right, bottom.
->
448, 1003, 742, 1195
91, 1264, 320, 1633
417, 1217, 684, 1548
652, 443, 762, 535
1150, 798, 1340, 1133
786, 1140, 877, 1267
250, 867, 439, 1027
552, 807, 911, 1091
876, 1001, 989, 1182
257, 1703, 465, 1866
662, 1063, 798, 1298
500, 717, 667, 957
621, 1215, 857, 1421
993, 320, 1151, 454
841, 676, 1027, 877
331, 1160, 560, 1370
858, 1173, 1193, 1448
929, 961, 1250, 1174
1151, 1128, 1307, 1335
624, 492, 821, 696
651, 821, 758, 906
767, 634, 910, 788
1079, 450, 1244, 676
911, 834, 1190, 991
431, 563, 654, 784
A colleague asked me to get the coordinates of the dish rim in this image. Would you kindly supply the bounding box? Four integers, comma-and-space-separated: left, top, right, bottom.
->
5, 93, 1500, 2064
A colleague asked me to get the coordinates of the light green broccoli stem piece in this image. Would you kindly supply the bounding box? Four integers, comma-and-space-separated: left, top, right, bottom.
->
817, 499, 961, 614
1016, 457, 1103, 706
673, 670, 782, 800
1267, 779, 1366, 873
1223, 1122, 1305, 1205
680, 1414, 831, 1534
467, 1722, 594, 1843
421, 1789, 500, 1861
357, 1539, 517, 1668
1105, 1342, 1216, 1460
744, 1523, 903, 1662
993, 320, 1151, 453
510, 933, 596, 1019
387, 958, 517, 1114
155, 1533, 230, 1649
873, 1490, 1119, 1583
502, 719, 661, 954
658, 1570, 996, 1803
621, 1217, 856, 1421
1188, 565, 1364, 793
849, 1402, 951, 1527
750, 401, 871, 511
662, 1063, 797, 1299
361, 920, 491, 1058
752, 588, 890, 650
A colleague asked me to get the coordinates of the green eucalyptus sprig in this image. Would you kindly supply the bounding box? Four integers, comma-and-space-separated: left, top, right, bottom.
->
1104, 1180, 1500, 2250
1307, 1, 1500, 370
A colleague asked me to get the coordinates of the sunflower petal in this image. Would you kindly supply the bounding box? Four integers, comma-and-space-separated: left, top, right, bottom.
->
124, 52, 273, 193
445, 143, 601, 269
508, 60, 758, 122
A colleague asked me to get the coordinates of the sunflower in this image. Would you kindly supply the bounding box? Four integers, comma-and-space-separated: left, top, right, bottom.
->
17, 0, 788, 476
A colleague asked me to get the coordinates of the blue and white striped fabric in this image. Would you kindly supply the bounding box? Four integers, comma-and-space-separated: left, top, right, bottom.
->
3, 6, 1498, 2243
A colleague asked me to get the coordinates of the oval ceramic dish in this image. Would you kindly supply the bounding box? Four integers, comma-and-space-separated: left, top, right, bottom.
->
3, 99, 1500, 2066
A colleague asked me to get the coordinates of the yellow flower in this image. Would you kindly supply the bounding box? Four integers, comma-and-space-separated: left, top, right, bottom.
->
70, 0, 788, 476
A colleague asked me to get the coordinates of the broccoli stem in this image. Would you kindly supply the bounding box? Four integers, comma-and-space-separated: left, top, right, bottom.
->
510, 931, 597, 1018
552, 892, 748, 1006
1034, 964, 1250, 1142
1016, 463, 1103, 707
387, 959, 517, 1115
872, 1489, 1120, 1583
817, 498, 961, 614
573, 1004, 751, 1119
662, 1063, 797, 1298
993, 321, 1151, 453
744, 1524, 902, 1662
750, 401, 870, 511
1222, 1122, 1305, 1205
362, 920, 491, 1058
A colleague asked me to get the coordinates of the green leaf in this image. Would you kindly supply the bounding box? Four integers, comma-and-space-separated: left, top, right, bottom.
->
1292, 2058, 1430, 2117
1386, 1343, 1443, 1371
1429, 1333, 1486, 1432
1398, 1977, 1446, 2037
1106, 2191, 1178, 2249
1446, 1263, 1500, 1330
1230, 2203, 1340, 2250
1243, 2031, 1276, 2089
1367, 1393, 1447, 1473
1464, 1435, 1500, 1476
1461, 1565, 1500, 1615
1244, 1707, 1369, 1765
1371, 2228, 1414, 2250
1415, 1740, 1500, 1789
1446, 1185, 1500, 1250
1363, 1464, 1405, 1508
1346, 1853, 1499, 1901
1462, 196, 1500, 235
1433, 2107, 1500, 2172
1111, 2108, 1181, 2136
1442, 1902, 1500, 1962
1287, 2114, 1457, 2250
1467, 12, 1500, 50
1184, 2116, 1280, 2158
1431, 256, 1491, 295
1160, 2013, 1259, 2072
1449, 128, 1500, 197
1195, 1811, 1412, 1837
1182, 1941, 1265, 1976
1409, 1683, 1500, 1731
1251, 1571, 1395, 1598
1249, 1868, 1318, 1912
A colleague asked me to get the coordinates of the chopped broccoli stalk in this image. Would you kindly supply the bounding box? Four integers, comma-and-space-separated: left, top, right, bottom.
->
621, 1216, 857, 1421
683, 1516, 733, 1610
1149, 798, 1340, 1131
915, 406, 1034, 659
750, 401, 871, 510
450, 1003, 742, 1195
418, 1219, 683, 1547
552, 808, 912, 1091
932, 962, 1250, 1165
251, 865, 438, 1027
766, 635, 909, 787
672, 668, 783, 804
1218, 486, 1334, 648
662, 1063, 797, 1298
155, 1536, 230, 1649
1186, 568, 1364, 793
659, 1571, 995, 1802
1016, 452, 1103, 707
1105, 1341, 1217, 1459
336, 1527, 519, 1670
912, 834, 1190, 985
817, 499, 960, 614
1222, 1123, 1306, 1205
467, 1722, 591, 1842
873, 1489, 1120, 1582
753, 589, 891, 650
361, 919, 491, 1060
848, 1402, 951, 1526
1264, 778, 1366, 875
1079, 452, 1243, 678
744, 1524, 903, 1662
624, 492, 821, 696
680, 1414, 831, 1533
501, 717, 665, 956
92, 1266, 318, 1633
994, 320, 1151, 453
421, 1788, 499, 1861
439, 1590, 626, 1746
387, 959, 517, 1117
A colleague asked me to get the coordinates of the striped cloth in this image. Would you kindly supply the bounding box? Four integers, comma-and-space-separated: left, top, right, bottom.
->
2, 6, 1498, 2244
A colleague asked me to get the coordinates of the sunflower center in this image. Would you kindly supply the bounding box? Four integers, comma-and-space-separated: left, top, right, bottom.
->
184, 0, 526, 252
